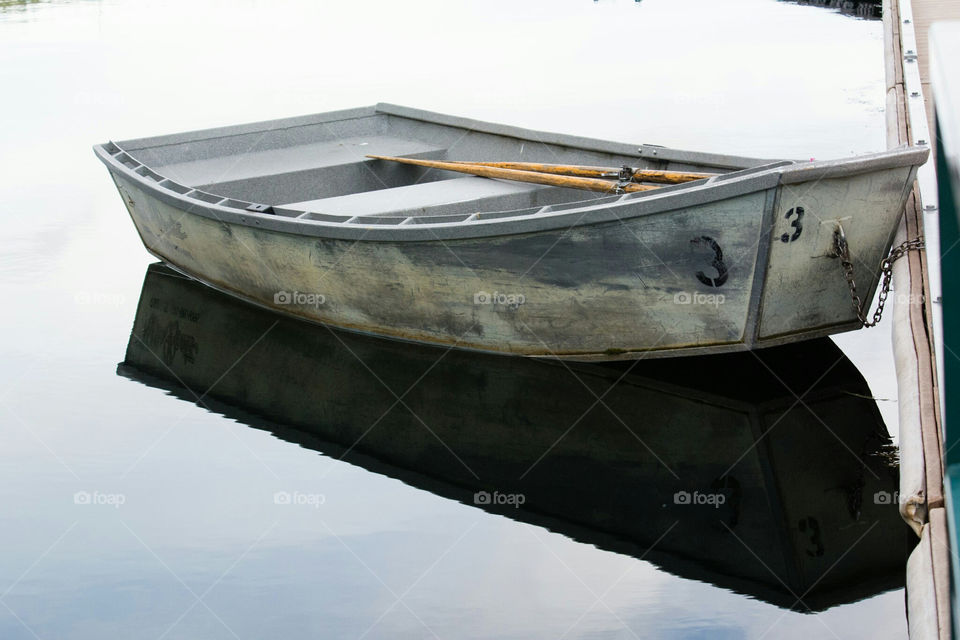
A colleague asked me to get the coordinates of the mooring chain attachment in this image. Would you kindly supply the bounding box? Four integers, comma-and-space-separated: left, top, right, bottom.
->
833, 224, 925, 327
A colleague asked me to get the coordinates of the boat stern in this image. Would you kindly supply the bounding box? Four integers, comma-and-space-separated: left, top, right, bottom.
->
754, 145, 929, 346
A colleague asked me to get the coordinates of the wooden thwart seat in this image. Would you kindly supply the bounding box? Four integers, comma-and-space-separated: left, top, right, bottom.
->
283, 176, 569, 218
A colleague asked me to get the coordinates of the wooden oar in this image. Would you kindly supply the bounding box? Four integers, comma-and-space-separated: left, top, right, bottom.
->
366, 155, 659, 194
448, 161, 716, 184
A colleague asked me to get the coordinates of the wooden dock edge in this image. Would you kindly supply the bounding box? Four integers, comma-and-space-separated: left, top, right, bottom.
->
908, 509, 953, 638
884, 0, 950, 637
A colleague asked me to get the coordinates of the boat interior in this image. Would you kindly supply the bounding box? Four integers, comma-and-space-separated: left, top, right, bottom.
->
106, 105, 767, 224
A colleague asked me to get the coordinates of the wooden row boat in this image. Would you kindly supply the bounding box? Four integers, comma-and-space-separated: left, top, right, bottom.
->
118, 263, 909, 611
95, 104, 928, 359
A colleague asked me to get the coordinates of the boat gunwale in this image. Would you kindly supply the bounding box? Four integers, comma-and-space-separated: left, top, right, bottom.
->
93, 104, 930, 242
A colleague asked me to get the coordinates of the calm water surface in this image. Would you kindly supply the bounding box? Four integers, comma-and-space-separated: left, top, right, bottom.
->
0, 1, 913, 638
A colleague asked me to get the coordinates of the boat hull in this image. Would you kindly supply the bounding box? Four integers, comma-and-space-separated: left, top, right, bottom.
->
97, 105, 925, 360
109, 164, 913, 359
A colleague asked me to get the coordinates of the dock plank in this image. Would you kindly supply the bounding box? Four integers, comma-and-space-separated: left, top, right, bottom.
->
884, 0, 954, 637
911, 0, 960, 145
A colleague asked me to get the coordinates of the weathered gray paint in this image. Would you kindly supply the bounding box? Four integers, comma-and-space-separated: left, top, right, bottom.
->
95, 104, 927, 359
758, 167, 917, 339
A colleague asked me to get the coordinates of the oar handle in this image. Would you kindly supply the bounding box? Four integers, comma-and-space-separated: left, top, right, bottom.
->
446, 160, 716, 184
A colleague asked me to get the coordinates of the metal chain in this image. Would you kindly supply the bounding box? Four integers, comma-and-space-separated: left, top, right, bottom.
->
834, 226, 925, 327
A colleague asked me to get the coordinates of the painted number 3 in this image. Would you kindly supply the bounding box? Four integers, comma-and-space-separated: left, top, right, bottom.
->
691, 236, 728, 287
780, 206, 804, 243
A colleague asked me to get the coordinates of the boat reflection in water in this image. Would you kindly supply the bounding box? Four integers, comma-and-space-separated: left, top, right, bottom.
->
119, 263, 911, 613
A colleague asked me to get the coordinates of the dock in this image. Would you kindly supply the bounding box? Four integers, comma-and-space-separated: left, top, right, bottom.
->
883, 0, 960, 637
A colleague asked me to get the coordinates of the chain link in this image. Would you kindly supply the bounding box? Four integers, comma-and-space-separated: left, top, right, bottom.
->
834, 226, 925, 327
